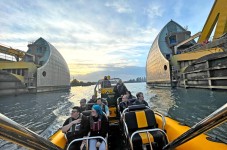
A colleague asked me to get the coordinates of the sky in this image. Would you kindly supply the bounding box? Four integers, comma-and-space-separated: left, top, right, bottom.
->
0, 0, 214, 81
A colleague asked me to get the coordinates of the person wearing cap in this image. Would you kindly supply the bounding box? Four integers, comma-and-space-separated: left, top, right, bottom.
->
62, 106, 88, 150
80, 98, 87, 111
87, 104, 108, 150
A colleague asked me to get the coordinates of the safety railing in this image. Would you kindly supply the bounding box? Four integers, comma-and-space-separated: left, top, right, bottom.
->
67, 136, 107, 150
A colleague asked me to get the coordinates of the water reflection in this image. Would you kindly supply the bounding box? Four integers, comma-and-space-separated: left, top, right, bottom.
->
0, 91, 72, 133
69, 85, 95, 106
146, 87, 176, 115
167, 88, 226, 125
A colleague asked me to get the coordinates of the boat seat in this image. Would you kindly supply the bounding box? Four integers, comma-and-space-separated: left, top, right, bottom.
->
128, 98, 136, 104
130, 130, 168, 149
124, 108, 157, 131
82, 110, 91, 117
123, 108, 168, 150
128, 104, 147, 111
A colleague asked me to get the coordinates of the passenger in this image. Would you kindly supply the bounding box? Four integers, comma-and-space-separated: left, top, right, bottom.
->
88, 105, 108, 150
113, 79, 128, 99
101, 76, 111, 88
79, 98, 87, 112
119, 94, 131, 113
126, 91, 136, 103
87, 95, 97, 110
62, 106, 88, 150
88, 95, 97, 103
96, 98, 110, 117
133, 92, 149, 106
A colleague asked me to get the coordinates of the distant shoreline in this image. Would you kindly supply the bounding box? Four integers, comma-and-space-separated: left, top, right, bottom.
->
124, 81, 146, 83
70, 81, 146, 87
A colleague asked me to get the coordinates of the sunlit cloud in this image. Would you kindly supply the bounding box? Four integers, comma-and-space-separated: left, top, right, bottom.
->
68, 63, 104, 75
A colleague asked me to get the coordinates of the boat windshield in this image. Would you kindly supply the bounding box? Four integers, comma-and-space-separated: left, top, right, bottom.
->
94, 78, 121, 96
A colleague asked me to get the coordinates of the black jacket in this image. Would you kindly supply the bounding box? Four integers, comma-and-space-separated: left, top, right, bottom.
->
114, 83, 127, 98
133, 99, 149, 106
63, 114, 88, 142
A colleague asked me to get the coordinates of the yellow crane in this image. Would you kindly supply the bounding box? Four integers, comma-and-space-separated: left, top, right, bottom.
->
198, 0, 227, 42
0, 44, 28, 61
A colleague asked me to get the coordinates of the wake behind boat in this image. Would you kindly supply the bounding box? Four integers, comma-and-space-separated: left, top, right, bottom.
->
0, 77, 226, 150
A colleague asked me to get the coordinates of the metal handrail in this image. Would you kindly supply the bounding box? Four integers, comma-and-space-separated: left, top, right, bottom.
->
67, 136, 107, 150
145, 106, 166, 129
94, 80, 101, 96
0, 113, 62, 150
163, 103, 227, 150
117, 97, 122, 116
121, 107, 129, 117
117, 97, 122, 105
123, 120, 129, 137
122, 106, 169, 150
129, 128, 169, 150
154, 111, 166, 130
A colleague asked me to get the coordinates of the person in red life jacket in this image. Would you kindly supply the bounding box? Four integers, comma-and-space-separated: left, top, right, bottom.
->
88, 104, 108, 150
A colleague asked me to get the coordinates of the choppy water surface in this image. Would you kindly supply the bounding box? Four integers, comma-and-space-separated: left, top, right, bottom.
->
0, 83, 226, 149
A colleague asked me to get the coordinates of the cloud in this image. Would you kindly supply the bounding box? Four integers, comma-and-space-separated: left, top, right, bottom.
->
105, 1, 133, 13
0, 0, 214, 81
144, 2, 164, 19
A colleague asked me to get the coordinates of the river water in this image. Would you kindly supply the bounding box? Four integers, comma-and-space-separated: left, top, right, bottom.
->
0, 82, 226, 149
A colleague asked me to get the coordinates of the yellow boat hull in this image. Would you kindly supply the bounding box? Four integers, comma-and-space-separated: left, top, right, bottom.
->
49, 129, 67, 149
49, 116, 226, 149
155, 115, 226, 150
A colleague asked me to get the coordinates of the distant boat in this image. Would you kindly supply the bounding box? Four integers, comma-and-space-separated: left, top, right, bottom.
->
146, 0, 227, 89
0, 37, 70, 96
